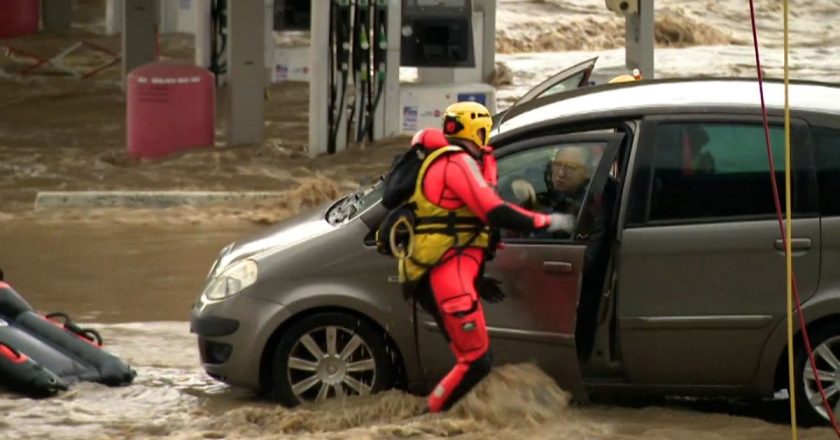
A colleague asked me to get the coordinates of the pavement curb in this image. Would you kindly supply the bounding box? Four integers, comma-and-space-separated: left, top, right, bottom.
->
34, 191, 288, 210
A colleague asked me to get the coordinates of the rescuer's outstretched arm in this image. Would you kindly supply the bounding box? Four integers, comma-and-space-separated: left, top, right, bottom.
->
443, 153, 572, 233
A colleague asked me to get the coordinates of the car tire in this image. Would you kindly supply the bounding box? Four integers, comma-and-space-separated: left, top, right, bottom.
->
269, 312, 395, 407
794, 321, 840, 426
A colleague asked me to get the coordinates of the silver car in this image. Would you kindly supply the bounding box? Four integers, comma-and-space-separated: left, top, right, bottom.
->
191, 77, 840, 424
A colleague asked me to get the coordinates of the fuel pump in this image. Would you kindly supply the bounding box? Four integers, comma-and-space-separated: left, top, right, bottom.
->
398, 0, 497, 134
310, 0, 497, 155
349, 0, 370, 144
328, 0, 352, 154
359, 0, 388, 142
209, 0, 228, 85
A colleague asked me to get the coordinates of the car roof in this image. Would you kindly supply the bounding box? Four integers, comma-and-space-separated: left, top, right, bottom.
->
497, 78, 840, 135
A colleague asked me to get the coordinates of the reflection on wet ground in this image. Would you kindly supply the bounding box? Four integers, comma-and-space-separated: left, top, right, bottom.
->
0, 218, 260, 322
0, 218, 835, 439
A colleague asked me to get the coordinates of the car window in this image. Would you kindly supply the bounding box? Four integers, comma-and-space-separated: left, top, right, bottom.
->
644, 122, 810, 223
812, 127, 840, 217
536, 72, 585, 100
497, 141, 609, 241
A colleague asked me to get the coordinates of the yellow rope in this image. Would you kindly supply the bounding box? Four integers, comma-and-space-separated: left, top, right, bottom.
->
784, 0, 797, 437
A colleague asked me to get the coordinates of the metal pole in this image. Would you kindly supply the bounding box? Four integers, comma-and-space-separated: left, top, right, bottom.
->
381, 0, 401, 138
194, 0, 212, 69
308, 0, 331, 156
159, 0, 179, 33
122, 0, 157, 85
625, 0, 654, 79
106, 0, 124, 35
42, 0, 73, 31
475, 0, 496, 83
227, 0, 266, 146
264, 0, 275, 83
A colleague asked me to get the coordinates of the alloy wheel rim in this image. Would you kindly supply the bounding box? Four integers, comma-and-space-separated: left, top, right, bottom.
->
287, 325, 376, 403
802, 335, 840, 421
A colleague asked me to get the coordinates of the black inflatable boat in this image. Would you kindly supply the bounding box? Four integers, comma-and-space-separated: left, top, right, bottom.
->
0, 281, 136, 396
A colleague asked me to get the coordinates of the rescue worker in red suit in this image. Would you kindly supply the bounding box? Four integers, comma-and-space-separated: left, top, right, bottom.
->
404, 102, 573, 413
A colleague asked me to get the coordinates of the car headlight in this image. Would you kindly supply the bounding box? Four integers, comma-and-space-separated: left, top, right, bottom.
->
202, 259, 258, 301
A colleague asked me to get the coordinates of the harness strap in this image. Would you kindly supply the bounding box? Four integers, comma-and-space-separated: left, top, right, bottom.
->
401, 143, 488, 280
409, 226, 485, 270
412, 291, 423, 380
415, 216, 484, 226
415, 227, 488, 235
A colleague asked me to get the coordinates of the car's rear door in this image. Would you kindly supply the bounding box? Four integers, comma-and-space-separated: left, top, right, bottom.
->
616, 115, 819, 386
447, 132, 622, 399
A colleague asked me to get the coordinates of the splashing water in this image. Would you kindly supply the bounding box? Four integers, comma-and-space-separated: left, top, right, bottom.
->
163, 363, 607, 440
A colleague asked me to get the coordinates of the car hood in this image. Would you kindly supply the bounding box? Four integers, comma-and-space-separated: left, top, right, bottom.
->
210, 204, 335, 277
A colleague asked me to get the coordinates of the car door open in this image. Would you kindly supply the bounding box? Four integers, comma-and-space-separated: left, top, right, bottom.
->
479, 132, 624, 400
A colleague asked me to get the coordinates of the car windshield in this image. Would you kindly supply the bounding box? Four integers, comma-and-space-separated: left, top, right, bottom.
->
325, 179, 384, 225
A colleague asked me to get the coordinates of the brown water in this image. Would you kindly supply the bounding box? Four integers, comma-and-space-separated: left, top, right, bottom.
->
0, 217, 836, 440
0, 218, 258, 322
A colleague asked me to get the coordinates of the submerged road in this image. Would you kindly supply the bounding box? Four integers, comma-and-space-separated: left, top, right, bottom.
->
0, 218, 834, 439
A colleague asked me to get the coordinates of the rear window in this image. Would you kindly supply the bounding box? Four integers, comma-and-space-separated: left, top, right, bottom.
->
630, 121, 816, 224
812, 127, 840, 216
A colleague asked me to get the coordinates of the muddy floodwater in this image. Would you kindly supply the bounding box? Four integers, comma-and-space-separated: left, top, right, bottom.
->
0, 218, 835, 440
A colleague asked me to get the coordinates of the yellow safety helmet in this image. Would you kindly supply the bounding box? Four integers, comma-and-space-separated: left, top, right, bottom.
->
442, 101, 493, 147
608, 68, 643, 84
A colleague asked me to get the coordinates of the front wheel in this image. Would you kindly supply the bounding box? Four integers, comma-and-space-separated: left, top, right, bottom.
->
269, 312, 395, 406
795, 322, 840, 425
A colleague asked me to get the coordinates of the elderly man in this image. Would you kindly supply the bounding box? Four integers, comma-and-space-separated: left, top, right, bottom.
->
511, 146, 593, 236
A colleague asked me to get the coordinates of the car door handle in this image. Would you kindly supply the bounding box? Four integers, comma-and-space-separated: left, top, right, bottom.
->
543, 261, 573, 274
774, 238, 811, 251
